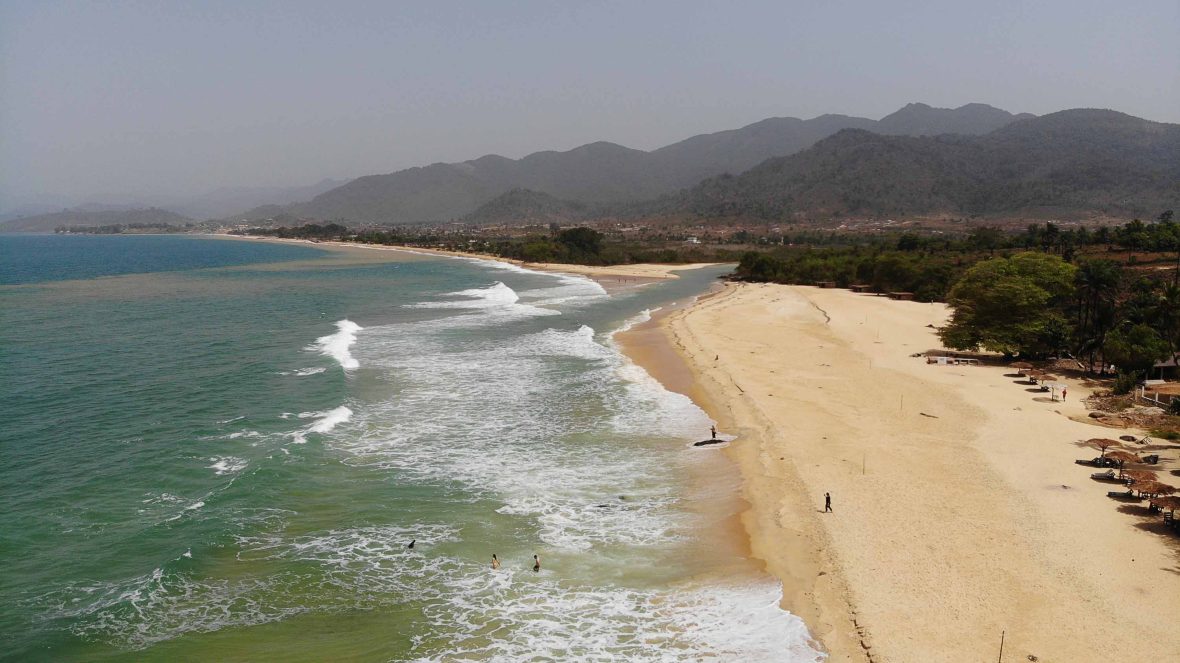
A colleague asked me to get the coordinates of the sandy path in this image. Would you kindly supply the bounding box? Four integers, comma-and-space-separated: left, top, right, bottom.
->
660, 283, 1180, 662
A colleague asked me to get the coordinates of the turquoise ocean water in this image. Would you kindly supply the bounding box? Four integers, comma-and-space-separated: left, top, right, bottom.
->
0, 235, 821, 661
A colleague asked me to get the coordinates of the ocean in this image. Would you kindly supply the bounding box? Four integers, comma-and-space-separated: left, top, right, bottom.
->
0, 235, 821, 662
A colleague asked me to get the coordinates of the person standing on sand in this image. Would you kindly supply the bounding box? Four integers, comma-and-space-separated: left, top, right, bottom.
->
1062, 387, 1067, 401
491, 554, 500, 570
824, 493, 832, 513
710, 425, 717, 439
532, 554, 541, 572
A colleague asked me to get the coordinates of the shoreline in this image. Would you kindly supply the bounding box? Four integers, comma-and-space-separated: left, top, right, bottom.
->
644, 282, 1180, 661
618, 286, 863, 660
205, 233, 720, 285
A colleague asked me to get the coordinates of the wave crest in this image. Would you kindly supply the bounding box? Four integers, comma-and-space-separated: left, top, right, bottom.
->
311, 320, 362, 370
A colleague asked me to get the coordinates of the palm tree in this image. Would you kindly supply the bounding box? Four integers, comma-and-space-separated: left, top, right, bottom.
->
1073, 260, 1122, 373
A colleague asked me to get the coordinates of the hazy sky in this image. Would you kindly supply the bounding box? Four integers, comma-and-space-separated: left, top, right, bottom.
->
2, 0, 1177, 205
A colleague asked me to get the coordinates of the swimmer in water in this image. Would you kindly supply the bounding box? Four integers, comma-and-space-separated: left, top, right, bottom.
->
532, 554, 541, 572
491, 554, 500, 570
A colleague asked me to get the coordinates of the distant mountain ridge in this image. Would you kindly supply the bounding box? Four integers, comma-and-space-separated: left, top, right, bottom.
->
12, 103, 1169, 231
875, 102, 1036, 136
248, 102, 1034, 224
673, 109, 1180, 220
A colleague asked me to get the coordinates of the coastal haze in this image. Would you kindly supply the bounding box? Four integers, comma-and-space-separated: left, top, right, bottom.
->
4, 2, 1180, 663
2, 1, 1178, 221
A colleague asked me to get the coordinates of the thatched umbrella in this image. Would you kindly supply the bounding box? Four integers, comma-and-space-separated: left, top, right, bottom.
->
1011, 361, 1034, 374
1086, 438, 1122, 459
1150, 495, 1180, 514
1122, 469, 1157, 485
1105, 450, 1140, 477
1130, 480, 1177, 498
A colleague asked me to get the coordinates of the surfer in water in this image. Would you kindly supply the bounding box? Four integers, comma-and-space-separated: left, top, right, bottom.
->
491, 554, 500, 570
532, 554, 541, 572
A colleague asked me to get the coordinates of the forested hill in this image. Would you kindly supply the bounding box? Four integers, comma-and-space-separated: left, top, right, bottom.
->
242, 102, 1031, 224
461, 189, 592, 225
676, 110, 1180, 220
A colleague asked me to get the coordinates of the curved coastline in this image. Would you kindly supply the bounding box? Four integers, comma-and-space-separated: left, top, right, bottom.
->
639, 281, 1180, 662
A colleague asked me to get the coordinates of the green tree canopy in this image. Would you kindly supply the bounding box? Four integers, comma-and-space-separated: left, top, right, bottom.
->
1104, 322, 1170, 374
939, 252, 1076, 356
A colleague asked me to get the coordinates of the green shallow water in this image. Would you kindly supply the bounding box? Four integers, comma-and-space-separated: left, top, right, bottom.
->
0, 236, 822, 662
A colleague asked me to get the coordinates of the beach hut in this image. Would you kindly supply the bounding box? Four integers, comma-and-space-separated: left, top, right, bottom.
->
850, 284, 873, 293
1151, 357, 1179, 381
887, 292, 915, 300
816, 281, 837, 288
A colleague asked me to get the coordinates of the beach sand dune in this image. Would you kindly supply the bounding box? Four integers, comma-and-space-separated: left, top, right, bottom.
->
659, 283, 1180, 662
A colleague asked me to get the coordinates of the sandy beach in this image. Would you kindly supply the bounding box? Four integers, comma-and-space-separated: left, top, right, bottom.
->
211, 234, 713, 287
634, 283, 1180, 662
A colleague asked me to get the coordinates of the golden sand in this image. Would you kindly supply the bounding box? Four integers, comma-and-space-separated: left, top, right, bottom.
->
647, 283, 1180, 662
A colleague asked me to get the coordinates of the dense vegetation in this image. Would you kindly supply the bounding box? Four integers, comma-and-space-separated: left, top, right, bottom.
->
735, 214, 1180, 387
55, 222, 192, 234
234, 223, 350, 240
237, 223, 740, 265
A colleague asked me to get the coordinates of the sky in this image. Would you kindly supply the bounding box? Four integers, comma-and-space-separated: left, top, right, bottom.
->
2, 0, 1177, 207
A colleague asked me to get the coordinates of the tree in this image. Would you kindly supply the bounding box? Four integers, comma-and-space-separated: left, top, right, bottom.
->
1104, 322, 1170, 375
1072, 259, 1123, 372
556, 227, 603, 260
939, 253, 1076, 356
967, 226, 1003, 256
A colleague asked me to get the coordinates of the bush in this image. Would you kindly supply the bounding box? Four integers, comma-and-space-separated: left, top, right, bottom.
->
1167, 399, 1180, 417
1111, 371, 1141, 395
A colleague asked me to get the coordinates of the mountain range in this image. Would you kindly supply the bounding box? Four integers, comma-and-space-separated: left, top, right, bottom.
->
4, 102, 1176, 232
673, 109, 1179, 220
238, 102, 1039, 224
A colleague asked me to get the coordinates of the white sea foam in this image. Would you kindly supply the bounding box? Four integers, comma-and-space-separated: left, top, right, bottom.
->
611, 307, 659, 336
35, 523, 821, 660
310, 319, 362, 370
278, 367, 327, 376
207, 456, 248, 475
291, 405, 352, 444
333, 322, 708, 550
407, 281, 562, 325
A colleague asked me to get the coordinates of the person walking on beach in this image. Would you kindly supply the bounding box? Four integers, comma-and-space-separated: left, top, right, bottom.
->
491, 554, 500, 570
532, 554, 541, 572
824, 493, 832, 513
1062, 387, 1067, 401
710, 425, 717, 440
